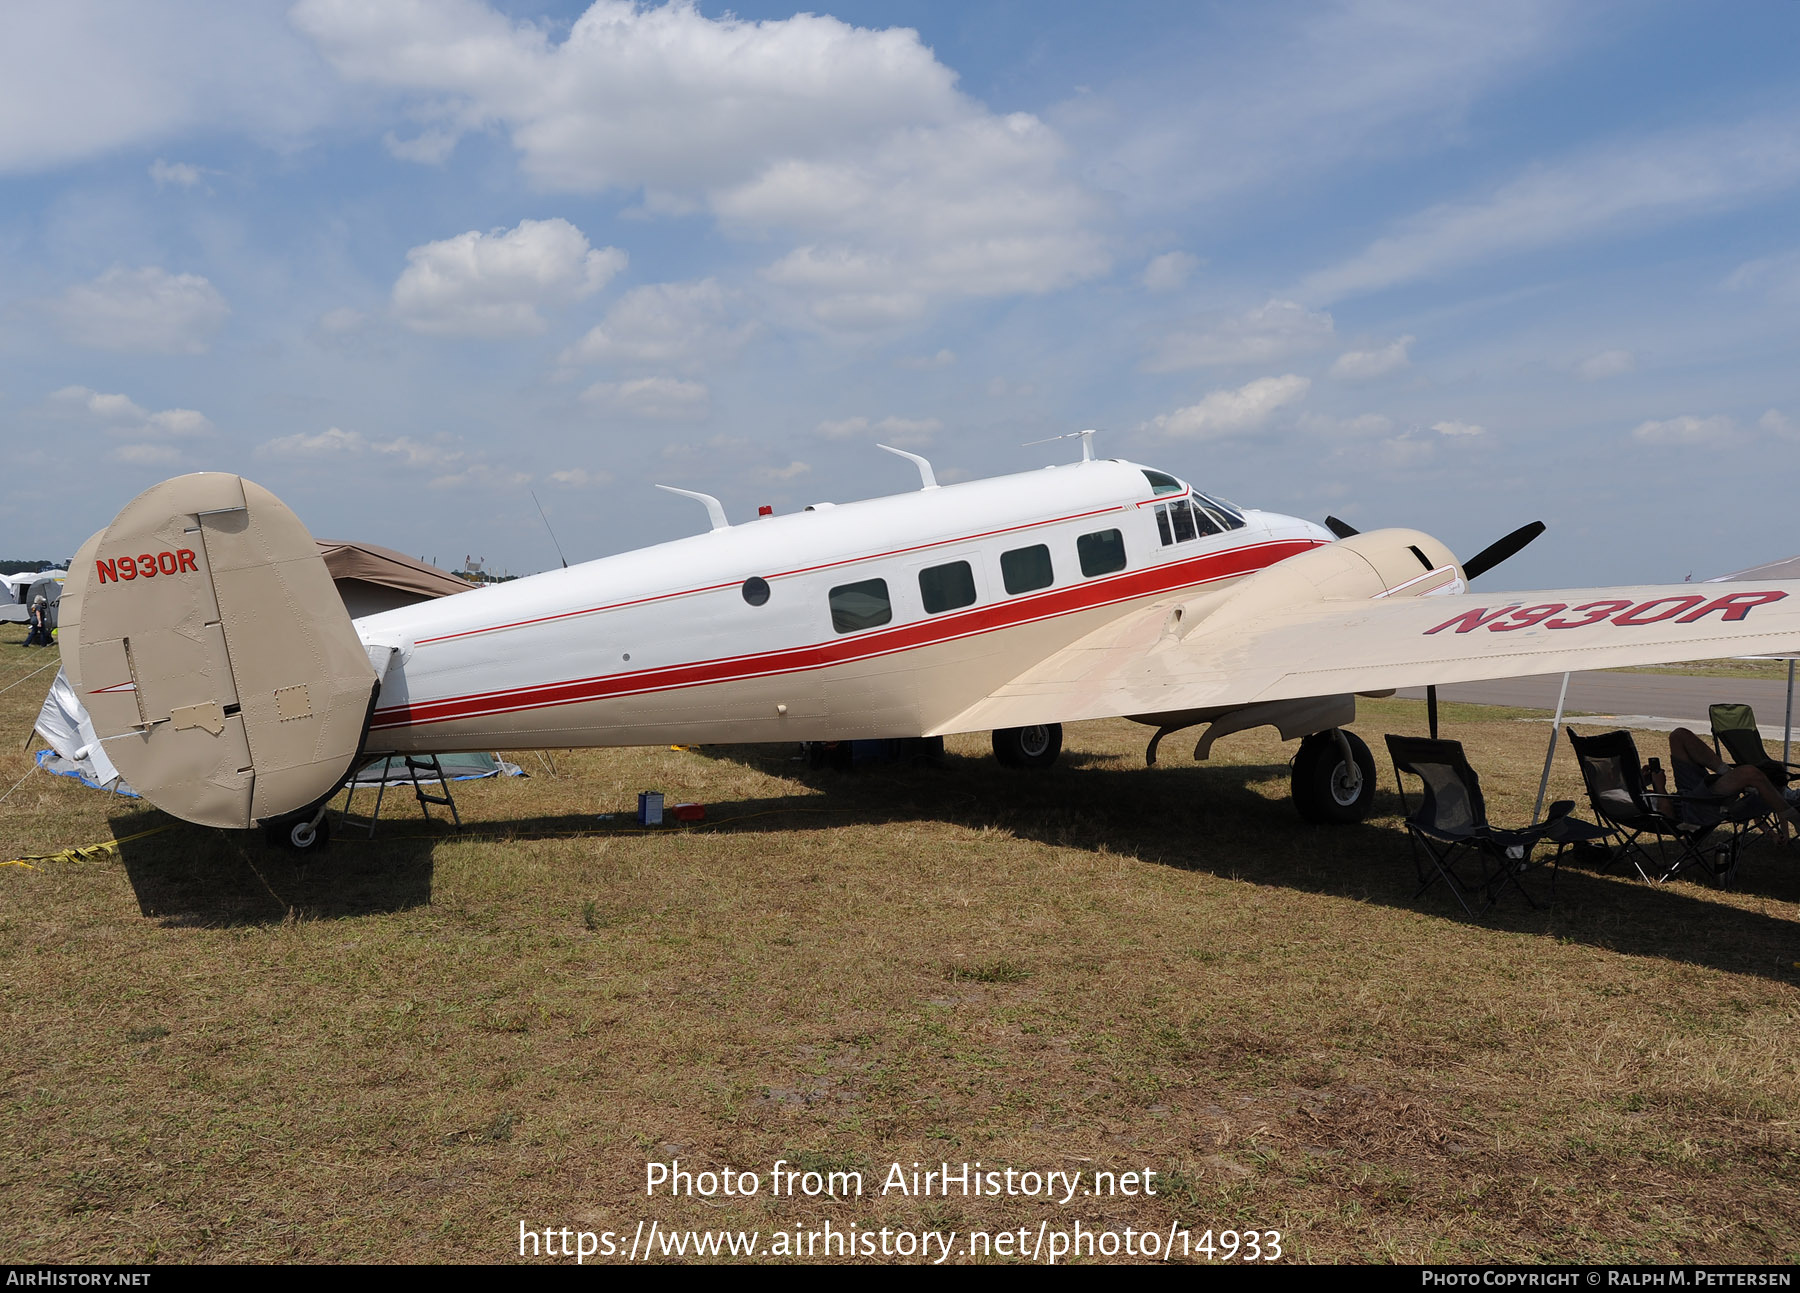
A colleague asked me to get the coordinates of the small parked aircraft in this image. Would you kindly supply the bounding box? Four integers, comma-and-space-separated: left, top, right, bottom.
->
58, 437, 1800, 847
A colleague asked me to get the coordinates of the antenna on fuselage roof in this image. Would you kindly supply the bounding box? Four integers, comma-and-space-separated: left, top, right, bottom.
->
1022, 429, 1098, 462
654, 484, 730, 531
530, 490, 569, 569
875, 443, 938, 490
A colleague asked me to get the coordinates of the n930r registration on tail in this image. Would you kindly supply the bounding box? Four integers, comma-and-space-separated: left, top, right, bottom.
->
60, 473, 378, 832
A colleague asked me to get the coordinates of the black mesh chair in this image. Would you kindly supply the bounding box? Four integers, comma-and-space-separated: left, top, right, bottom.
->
1565, 728, 1756, 886
1385, 734, 1578, 916
1709, 703, 1799, 789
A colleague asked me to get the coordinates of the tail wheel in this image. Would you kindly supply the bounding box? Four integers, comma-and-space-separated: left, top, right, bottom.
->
264, 814, 331, 852
1291, 729, 1376, 824
993, 723, 1062, 769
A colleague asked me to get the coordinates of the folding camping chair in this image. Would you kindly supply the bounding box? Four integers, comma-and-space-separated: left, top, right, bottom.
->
1709, 703, 1799, 789
1384, 734, 1582, 916
1565, 728, 1756, 886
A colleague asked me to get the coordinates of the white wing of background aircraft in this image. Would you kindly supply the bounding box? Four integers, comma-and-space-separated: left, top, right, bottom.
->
55, 447, 1800, 847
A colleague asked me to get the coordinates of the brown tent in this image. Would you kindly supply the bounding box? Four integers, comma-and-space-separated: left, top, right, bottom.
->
315, 540, 473, 619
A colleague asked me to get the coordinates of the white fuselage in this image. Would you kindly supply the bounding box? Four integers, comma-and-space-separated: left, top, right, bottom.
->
355, 459, 1332, 754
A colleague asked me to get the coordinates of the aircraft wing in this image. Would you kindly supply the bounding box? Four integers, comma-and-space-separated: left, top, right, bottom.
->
933, 575, 1800, 735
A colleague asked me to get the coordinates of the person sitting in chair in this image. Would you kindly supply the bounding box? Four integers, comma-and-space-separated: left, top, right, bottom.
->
1646, 727, 1800, 840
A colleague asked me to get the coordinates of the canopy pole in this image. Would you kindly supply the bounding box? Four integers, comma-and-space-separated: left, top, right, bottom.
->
1533, 671, 1573, 825
1785, 659, 1795, 766
1427, 684, 1439, 740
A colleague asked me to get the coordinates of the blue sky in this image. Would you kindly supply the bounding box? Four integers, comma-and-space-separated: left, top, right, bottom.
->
2, 0, 1796, 585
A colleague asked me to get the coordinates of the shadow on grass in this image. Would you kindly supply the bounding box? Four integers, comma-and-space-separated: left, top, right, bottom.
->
681, 744, 1800, 987
108, 743, 1799, 984
110, 806, 436, 928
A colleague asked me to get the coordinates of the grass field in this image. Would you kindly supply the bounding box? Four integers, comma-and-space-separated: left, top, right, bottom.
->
2, 621, 1797, 1265
1606, 658, 1796, 683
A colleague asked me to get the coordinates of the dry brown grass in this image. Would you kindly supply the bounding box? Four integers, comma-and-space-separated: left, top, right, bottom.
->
2, 620, 1797, 1264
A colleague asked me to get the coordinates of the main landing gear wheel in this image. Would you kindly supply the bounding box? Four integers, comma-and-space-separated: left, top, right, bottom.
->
992, 723, 1062, 769
1290, 729, 1376, 824
264, 814, 332, 852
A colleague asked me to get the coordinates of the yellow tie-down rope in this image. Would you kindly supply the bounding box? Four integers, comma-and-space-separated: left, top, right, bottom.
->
3, 824, 173, 869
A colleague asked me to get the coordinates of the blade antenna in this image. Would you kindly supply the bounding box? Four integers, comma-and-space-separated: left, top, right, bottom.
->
1020, 429, 1099, 462
876, 443, 938, 490
530, 490, 568, 569
655, 484, 730, 531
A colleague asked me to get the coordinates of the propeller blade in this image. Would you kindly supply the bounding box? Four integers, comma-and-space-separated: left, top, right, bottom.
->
1324, 516, 1359, 539
1462, 521, 1546, 582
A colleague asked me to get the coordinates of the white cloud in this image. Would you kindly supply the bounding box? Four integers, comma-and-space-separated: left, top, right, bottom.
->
295, 0, 1106, 326
0, 5, 334, 173
258, 426, 466, 468
561, 279, 750, 368
1144, 300, 1333, 372
581, 376, 711, 421
49, 266, 230, 354
1065, 2, 1566, 217
147, 408, 212, 437
871, 416, 941, 446
1329, 336, 1413, 381
816, 416, 869, 440
897, 349, 956, 370
550, 467, 611, 487
50, 385, 213, 439
260, 426, 368, 458
1380, 435, 1436, 467
428, 462, 532, 491
149, 159, 203, 188
1431, 419, 1485, 437
1759, 409, 1796, 438
53, 385, 145, 422
1576, 348, 1635, 380
1305, 113, 1800, 301
755, 461, 812, 482
815, 414, 941, 445
1297, 411, 1394, 438
1724, 249, 1800, 305
392, 217, 624, 338
1631, 414, 1735, 445
1142, 374, 1310, 440
1141, 251, 1199, 292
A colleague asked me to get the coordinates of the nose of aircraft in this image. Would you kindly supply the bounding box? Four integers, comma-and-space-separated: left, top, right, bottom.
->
1254, 510, 1337, 544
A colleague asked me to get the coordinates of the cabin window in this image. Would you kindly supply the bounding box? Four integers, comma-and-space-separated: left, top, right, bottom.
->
1142, 470, 1184, 496
918, 561, 977, 614
1169, 498, 1198, 543
1000, 544, 1054, 595
1155, 498, 1224, 546
741, 576, 771, 606
829, 578, 892, 634
1077, 529, 1127, 577
1196, 491, 1247, 529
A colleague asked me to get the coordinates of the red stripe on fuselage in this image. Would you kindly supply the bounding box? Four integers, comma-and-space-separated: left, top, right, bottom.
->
369, 537, 1319, 733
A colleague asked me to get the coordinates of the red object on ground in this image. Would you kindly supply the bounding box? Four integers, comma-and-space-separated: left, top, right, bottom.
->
671, 802, 706, 822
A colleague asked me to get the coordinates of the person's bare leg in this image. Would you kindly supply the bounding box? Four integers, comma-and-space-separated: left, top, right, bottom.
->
1670, 727, 1727, 774
1709, 765, 1798, 817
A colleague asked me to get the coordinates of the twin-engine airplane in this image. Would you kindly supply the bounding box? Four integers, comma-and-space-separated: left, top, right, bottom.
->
57, 437, 1800, 848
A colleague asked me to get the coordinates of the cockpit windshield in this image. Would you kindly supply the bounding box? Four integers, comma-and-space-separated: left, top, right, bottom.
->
1143, 469, 1248, 546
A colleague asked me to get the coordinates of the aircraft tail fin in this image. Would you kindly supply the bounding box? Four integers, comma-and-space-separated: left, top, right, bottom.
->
59, 473, 378, 830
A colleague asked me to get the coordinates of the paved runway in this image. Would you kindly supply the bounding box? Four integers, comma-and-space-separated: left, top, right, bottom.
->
1396, 669, 1798, 742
